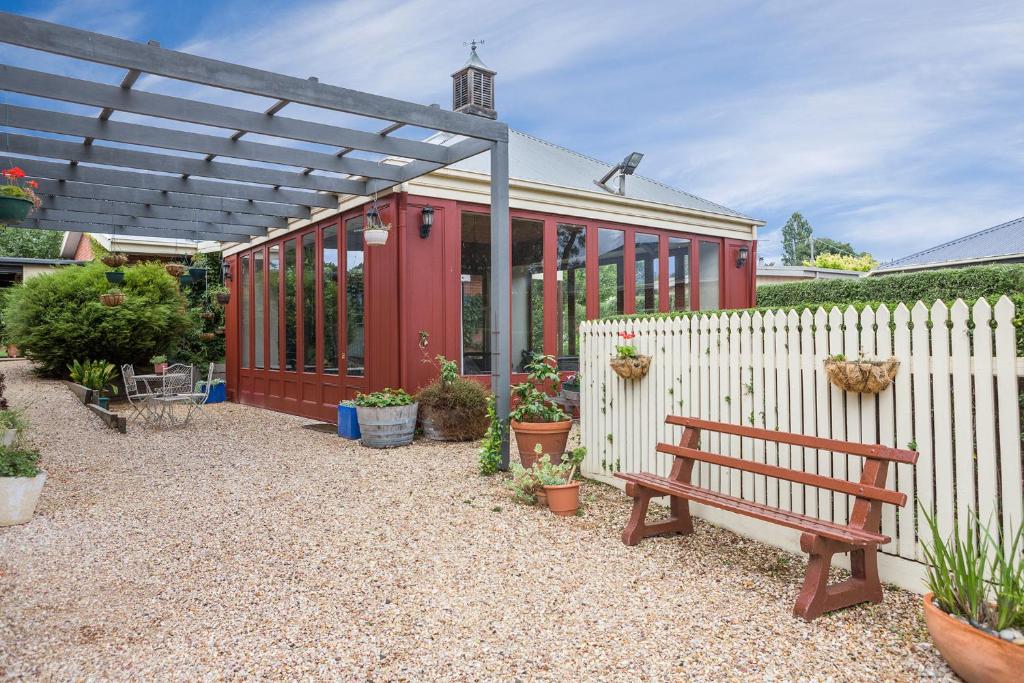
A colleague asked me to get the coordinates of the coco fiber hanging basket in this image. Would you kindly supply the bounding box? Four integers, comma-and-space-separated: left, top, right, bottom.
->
823, 357, 899, 394
609, 354, 652, 380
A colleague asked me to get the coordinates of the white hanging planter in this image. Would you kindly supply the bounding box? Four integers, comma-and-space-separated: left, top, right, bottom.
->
364, 228, 390, 246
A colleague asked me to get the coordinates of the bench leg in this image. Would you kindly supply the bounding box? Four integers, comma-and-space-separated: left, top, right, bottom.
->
793, 534, 883, 621
621, 483, 693, 546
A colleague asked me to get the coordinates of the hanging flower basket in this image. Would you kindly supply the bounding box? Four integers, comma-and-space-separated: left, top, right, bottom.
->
164, 263, 187, 278
215, 327, 225, 336
0, 167, 41, 220
823, 356, 899, 394
105, 271, 124, 284
199, 332, 216, 342
363, 208, 391, 246
188, 267, 206, 280
215, 292, 230, 305
99, 291, 125, 307
610, 355, 651, 380
0, 196, 32, 221
201, 310, 215, 320
101, 254, 128, 268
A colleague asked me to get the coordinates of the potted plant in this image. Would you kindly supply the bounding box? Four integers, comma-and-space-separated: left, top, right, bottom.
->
0, 167, 41, 221
561, 372, 580, 403
99, 288, 125, 307
510, 353, 571, 468
69, 359, 119, 410
416, 355, 489, 441
921, 507, 1023, 682
353, 388, 418, 448
610, 331, 651, 380
0, 444, 45, 526
201, 310, 215, 321
199, 332, 216, 342
150, 355, 168, 374
363, 209, 391, 246
215, 327, 225, 336
213, 286, 231, 305
824, 353, 899, 394
337, 400, 361, 440
539, 446, 586, 516
196, 378, 226, 404
0, 407, 28, 447
164, 263, 187, 278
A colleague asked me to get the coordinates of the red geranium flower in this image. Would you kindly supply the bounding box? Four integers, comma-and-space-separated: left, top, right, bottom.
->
26, 180, 38, 188
4, 167, 26, 179
619, 331, 636, 340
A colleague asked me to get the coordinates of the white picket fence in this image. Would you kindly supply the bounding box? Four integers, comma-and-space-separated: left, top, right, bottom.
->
579, 297, 1024, 592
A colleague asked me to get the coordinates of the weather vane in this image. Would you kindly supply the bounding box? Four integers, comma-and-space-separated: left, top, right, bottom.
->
464, 39, 485, 52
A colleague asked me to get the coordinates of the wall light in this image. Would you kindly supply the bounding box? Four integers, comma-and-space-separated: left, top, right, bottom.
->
222, 260, 232, 281
736, 245, 749, 268
420, 205, 435, 239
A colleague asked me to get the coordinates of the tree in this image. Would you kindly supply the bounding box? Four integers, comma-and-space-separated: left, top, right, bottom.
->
813, 237, 860, 258
0, 225, 63, 259
780, 212, 813, 265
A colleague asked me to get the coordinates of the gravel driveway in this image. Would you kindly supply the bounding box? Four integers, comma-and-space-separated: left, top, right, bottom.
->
0, 361, 954, 681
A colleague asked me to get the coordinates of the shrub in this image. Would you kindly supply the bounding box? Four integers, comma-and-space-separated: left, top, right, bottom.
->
0, 446, 40, 478
2, 261, 193, 376
803, 253, 878, 271
757, 264, 1024, 309
417, 356, 489, 441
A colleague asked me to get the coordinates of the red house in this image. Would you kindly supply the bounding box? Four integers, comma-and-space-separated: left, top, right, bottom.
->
223, 47, 763, 422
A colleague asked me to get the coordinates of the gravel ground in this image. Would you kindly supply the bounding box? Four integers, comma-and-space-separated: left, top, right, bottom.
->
0, 361, 955, 681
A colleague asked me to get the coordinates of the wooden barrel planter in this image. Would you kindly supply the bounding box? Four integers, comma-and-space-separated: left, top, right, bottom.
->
824, 357, 899, 394
610, 355, 651, 380
356, 403, 419, 448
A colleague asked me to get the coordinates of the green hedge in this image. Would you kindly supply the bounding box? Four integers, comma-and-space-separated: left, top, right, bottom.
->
3, 261, 193, 376
757, 264, 1024, 308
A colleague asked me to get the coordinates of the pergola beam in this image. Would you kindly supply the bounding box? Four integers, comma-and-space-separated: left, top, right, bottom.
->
3, 104, 404, 181
0, 12, 508, 140
0, 66, 454, 164
18, 218, 256, 243
9, 156, 335, 208
41, 195, 287, 230
32, 208, 266, 239
3, 133, 366, 194
366, 137, 493, 194
32, 178, 310, 219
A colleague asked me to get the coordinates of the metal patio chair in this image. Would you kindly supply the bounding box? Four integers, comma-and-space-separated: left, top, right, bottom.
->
121, 363, 160, 425
148, 363, 194, 427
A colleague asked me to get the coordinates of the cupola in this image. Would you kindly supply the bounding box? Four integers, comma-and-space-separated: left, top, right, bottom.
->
452, 40, 496, 119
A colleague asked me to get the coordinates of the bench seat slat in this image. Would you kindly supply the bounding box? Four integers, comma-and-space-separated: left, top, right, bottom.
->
657, 443, 907, 506
666, 416, 918, 465
615, 472, 889, 546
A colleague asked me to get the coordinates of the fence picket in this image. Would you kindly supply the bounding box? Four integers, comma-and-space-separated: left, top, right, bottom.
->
949, 300, 975, 536
994, 296, 1024, 553
875, 305, 898, 554
763, 311, 780, 508
892, 304, 915, 559
751, 312, 767, 504
728, 313, 743, 498
930, 301, 955, 542
972, 299, 999, 565
814, 308, 832, 521
740, 311, 754, 501
828, 306, 848, 525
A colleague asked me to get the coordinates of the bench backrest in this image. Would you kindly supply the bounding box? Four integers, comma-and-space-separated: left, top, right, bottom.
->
659, 416, 919, 530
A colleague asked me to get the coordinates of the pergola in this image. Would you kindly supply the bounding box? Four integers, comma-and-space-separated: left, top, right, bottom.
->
0, 12, 513, 466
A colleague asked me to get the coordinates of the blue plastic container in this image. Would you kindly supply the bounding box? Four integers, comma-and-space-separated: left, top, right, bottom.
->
202, 382, 226, 404
337, 402, 361, 439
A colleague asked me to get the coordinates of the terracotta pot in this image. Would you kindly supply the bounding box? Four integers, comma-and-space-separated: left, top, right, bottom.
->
510, 419, 572, 468
5, 344, 18, 358
923, 593, 1024, 683
153, 362, 167, 374
544, 481, 581, 516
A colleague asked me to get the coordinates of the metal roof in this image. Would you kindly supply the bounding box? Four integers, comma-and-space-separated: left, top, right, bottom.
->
875, 215, 1024, 272
0, 257, 84, 266
430, 130, 758, 223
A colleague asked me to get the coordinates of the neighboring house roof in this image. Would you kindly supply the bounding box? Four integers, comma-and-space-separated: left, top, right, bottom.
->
60, 231, 198, 259
0, 257, 84, 266
428, 129, 760, 223
757, 265, 864, 280
874, 216, 1024, 274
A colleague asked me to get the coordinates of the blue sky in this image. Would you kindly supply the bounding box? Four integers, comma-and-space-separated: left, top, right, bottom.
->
3, 0, 1023, 262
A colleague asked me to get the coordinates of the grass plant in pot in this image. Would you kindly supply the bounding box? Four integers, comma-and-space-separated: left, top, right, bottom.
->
69, 359, 119, 410
354, 388, 418, 448
0, 443, 45, 526
921, 507, 1023, 682
510, 353, 571, 468
416, 355, 489, 441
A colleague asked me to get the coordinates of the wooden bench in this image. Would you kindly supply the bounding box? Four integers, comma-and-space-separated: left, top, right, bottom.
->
615, 416, 918, 621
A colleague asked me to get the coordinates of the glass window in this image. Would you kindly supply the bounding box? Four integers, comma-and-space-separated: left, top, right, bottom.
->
597, 228, 625, 318
301, 233, 316, 373
253, 250, 265, 369
460, 212, 490, 375
556, 223, 586, 370
512, 217, 544, 372
699, 241, 721, 310
668, 237, 691, 311
268, 245, 280, 370
284, 240, 297, 371
322, 226, 339, 375
240, 254, 250, 368
345, 216, 365, 377
634, 232, 659, 314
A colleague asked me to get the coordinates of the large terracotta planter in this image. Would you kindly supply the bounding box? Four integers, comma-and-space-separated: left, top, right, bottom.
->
544, 481, 581, 516
0, 472, 46, 526
923, 592, 1024, 683
510, 419, 572, 468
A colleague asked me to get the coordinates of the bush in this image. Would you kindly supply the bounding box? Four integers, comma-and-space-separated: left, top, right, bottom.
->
757, 264, 1024, 308
353, 388, 414, 407
417, 364, 490, 442
2, 261, 193, 376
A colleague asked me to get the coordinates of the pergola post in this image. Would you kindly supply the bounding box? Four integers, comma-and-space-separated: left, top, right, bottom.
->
489, 138, 512, 470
